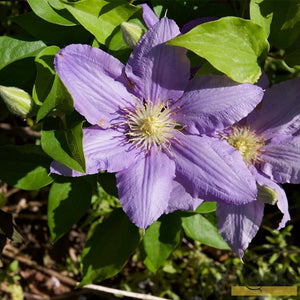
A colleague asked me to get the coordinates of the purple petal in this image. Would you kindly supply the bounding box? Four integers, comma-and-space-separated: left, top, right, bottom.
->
256, 70, 269, 89
55, 44, 133, 126
217, 200, 264, 259
175, 75, 263, 135
171, 134, 257, 205
140, 3, 159, 29
116, 149, 176, 228
252, 168, 290, 230
125, 17, 190, 102
51, 126, 139, 176
164, 181, 203, 214
261, 135, 300, 184
246, 77, 300, 139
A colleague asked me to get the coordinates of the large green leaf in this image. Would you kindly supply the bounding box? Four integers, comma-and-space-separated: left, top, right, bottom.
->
33, 46, 59, 106
60, 0, 141, 44
182, 213, 230, 250
37, 73, 74, 122
41, 114, 85, 173
48, 177, 92, 243
250, 0, 300, 49
168, 17, 269, 83
0, 145, 53, 190
27, 0, 76, 26
143, 213, 182, 273
0, 36, 46, 70
80, 208, 140, 286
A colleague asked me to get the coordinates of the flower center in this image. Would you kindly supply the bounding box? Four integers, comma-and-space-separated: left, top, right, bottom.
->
124, 99, 182, 154
226, 126, 265, 165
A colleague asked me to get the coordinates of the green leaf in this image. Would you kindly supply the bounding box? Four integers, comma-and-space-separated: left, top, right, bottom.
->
143, 213, 182, 273
195, 201, 217, 213
60, 0, 141, 45
41, 114, 85, 173
13, 12, 91, 47
33, 46, 59, 106
0, 36, 46, 70
27, 0, 76, 26
0, 145, 53, 190
80, 208, 140, 286
37, 73, 74, 122
48, 177, 92, 243
182, 212, 230, 250
250, 0, 300, 49
168, 17, 269, 83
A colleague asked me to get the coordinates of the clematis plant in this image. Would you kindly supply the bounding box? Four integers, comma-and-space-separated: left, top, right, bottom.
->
51, 17, 264, 229
213, 77, 300, 258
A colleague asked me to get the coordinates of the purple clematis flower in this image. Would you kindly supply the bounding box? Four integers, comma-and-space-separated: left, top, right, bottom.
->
51, 17, 264, 229
214, 77, 300, 258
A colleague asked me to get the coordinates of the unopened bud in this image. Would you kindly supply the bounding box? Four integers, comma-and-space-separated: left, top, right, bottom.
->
257, 184, 278, 205
0, 85, 33, 117
121, 21, 145, 48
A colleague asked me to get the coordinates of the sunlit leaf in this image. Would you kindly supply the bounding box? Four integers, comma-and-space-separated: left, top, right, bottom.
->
168, 17, 269, 83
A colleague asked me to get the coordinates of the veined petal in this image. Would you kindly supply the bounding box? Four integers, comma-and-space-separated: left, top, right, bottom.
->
116, 149, 176, 228
51, 126, 139, 176
125, 17, 190, 102
175, 75, 263, 135
171, 135, 257, 205
252, 168, 290, 230
261, 135, 300, 184
140, 3, 159, 28
55, 44, 133, 127
216, 200, 264, 259
247, 77, 300, 139
165, 181, 203, 214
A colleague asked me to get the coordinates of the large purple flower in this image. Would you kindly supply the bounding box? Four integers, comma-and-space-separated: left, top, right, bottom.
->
51, 17, 263, 229
213, 77, 300, 258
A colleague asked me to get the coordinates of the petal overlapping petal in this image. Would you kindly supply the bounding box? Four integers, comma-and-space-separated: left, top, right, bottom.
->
175, 75, 263, 135
125, 18, 190, 102
252, 168, 290, 230
171, 135, 257, 204
261, 135, 300, 184
116, 149, 176, 228
55, 44, 133, 127
164, 181, 203, 214
51, 126, 140, 176
216, 200, 264, 259
246, 78, 300, 139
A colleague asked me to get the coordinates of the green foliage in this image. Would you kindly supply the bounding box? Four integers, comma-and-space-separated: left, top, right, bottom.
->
41, 113, 86, 173
48, 176, 92, 243
13, 12, 91, 47
250, 0, 300, 49
33, 46, 59, 106
60, 0, 141, 45
80, 208, 140, 286
169, 17, 269, 83
143, 213, 182, 273
0, 145, 53, 190
0, 36, 46, 71
27, 0, 76, 26
182, 212, 230, 250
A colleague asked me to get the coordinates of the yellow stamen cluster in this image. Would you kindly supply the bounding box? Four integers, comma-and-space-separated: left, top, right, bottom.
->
124, 99, 182, 154
226, 126, 265, 165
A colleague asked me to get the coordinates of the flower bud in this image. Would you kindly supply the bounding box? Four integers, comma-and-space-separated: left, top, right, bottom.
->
0, 85, 33, 117
257, 184, 278, 205
121, 21, 145, 48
